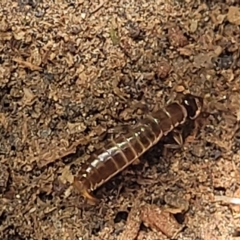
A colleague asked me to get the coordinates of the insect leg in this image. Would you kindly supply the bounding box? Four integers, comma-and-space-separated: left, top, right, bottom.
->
185, 112, 209, 143
132, 158, 141, 165
163, 129, 184, 150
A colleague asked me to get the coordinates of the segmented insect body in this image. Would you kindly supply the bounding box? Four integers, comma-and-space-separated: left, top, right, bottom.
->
73, 94, 203, 202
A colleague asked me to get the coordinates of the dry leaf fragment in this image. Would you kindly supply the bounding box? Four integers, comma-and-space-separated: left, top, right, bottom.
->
59, 166, 74, 184
141, 204, 182, 238
0, 163, 9, 193
117, 203, 184, 240
178, 46, 193, 56
0, 113, 8, 129
29, 48, 42, 67
189, 19, 198, 33
227, 6, 240, 25
0, 17, 9, 32
168, 26, 188, 48
0, 32, 12, 40
117, 207, 142, 240
22, 87, 36, 106
13, 29, 25, 40
12, 57, 43, 71
110, 25, 119, 45
155, 60, 171, 79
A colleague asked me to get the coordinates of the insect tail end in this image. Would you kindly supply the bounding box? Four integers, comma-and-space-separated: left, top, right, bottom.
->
73, 177, 99, 205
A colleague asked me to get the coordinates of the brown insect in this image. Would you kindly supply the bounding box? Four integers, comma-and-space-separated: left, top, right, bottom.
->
73, 94, 203, 203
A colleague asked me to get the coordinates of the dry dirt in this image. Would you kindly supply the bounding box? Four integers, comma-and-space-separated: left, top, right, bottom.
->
1, 0, 240, 239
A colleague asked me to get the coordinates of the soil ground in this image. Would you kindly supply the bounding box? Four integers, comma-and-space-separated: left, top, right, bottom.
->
1, 0, 240, 239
